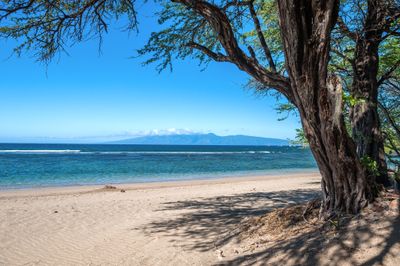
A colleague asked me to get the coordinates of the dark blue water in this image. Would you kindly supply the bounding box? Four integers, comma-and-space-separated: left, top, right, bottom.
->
0, 144, 317, 189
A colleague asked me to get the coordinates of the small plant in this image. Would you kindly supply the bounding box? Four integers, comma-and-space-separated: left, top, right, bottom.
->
342, 92, 366, 107
360, 156, 379, 176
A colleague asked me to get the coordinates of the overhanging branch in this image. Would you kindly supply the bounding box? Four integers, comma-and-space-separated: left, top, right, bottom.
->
379, 102, 400, 138
337, 17, 357, 41
172, 0, 293, 101
186, 41, 231, 62
378, 59, 400, 86
248, 1, 276, 72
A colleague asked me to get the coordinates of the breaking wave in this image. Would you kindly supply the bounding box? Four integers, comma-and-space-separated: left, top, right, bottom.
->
0, 150, 271, 155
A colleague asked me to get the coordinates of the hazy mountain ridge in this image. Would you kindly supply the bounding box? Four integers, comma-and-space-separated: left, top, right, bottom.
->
108, 133, 289, 146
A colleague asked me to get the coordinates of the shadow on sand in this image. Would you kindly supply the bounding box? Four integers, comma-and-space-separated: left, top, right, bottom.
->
141, 188, 399, 265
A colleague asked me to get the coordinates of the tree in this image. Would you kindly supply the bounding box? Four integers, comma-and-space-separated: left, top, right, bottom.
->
332, 0, 400, 186
379, 83, 400, 171
378, 39, 400, 172
258, 1, 400, 183
1, 0, 397, 216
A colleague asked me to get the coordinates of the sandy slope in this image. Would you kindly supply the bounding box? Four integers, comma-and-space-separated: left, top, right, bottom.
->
0, 172, 398, 266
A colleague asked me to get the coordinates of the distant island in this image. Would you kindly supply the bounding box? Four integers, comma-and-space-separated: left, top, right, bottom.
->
108, 133, 289, 146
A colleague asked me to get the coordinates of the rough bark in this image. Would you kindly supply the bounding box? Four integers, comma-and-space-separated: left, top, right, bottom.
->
175, 0, 375, 216
350, 0, 389, 186
277, 0, 374, 216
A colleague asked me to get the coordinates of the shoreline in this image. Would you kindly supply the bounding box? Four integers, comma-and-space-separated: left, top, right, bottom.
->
1, 171, 398, 265
0, 171, 323, 265
0, 169, 319, 196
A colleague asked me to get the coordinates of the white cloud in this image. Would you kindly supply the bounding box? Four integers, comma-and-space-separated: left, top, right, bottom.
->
145, 128, 200, 136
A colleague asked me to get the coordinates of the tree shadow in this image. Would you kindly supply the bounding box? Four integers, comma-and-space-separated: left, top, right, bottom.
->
218, 200, 400, 266
140, 188, 399, 265
141, 189, 319, 252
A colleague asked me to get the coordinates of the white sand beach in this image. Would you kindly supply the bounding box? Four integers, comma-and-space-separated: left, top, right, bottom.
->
0, 172, 399, 266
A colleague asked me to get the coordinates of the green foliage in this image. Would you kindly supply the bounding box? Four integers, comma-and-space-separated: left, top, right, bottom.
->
360, 156, 380, 176
275, 102, 297, 121
379, 38, 400, 79
0, 0, 137, 63
255, 0, 284, 71
137, 1, 221, 72
329, 1, 400, 169
342, 92, 366, 107
138, 0, 283, 73
289, 128, 309, 147
378, 73, 400, 171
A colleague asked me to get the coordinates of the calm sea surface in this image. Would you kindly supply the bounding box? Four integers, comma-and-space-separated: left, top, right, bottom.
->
0, 144, 317, 189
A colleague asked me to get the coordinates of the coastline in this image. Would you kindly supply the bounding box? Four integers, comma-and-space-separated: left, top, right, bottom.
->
0, 172, 321, 265
0, 144, 317, 191
0, 168, 319, 196
1, 171, 399, 266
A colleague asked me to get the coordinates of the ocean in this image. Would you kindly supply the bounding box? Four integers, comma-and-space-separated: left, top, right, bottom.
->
0, 143, 317, 189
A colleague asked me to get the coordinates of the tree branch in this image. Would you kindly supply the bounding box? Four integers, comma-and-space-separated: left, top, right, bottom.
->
222, 0, 251, 11
247, 1, 277, 72
0, 0, 35, 20
247, 45, 257, 62
379, 102, 400, 138
336, 16, 357, 40
172, 0, 292, 101
386, 81, 400, 94
378, 59, 400, 86
0, 0, 137, 61
385, 133, 400, 157
186, 41, 231, 62
331, 48, 355, 72
381, 6, 400, 40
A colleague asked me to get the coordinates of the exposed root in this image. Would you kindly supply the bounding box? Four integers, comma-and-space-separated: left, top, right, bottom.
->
302, 198, 321, 224
236, 191, 397, 244
238, 200, 321, 243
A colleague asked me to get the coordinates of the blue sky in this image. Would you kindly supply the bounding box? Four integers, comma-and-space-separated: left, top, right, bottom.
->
0, 3, 300, 143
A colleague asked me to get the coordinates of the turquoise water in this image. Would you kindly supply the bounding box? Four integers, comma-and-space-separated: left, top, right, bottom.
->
0, 144, 317, 189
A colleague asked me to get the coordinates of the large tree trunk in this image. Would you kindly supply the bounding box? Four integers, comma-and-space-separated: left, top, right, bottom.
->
350, 67, 389, 186
175, 0, 377, 216
278, 0, 375, 216
350, 0, 389, 186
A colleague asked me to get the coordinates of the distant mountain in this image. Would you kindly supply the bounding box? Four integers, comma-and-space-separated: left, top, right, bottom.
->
108, 133, 289, 146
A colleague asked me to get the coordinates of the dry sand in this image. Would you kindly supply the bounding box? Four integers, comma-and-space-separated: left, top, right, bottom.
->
0, 172, 399, 266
